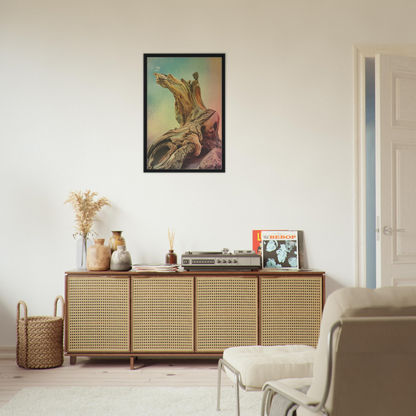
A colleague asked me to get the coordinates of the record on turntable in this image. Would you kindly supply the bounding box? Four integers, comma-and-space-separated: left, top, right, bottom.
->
181, 248, 261, 271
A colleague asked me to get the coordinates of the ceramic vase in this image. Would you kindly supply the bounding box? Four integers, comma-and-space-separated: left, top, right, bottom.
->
109, 231, 126, 253
76, 237, 93, 270
86, 239, 111, 271
165, 249, 177, 265
110, 245, 132, 271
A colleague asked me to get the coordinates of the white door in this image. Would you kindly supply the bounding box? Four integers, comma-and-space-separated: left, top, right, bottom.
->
376, 54, 416, 287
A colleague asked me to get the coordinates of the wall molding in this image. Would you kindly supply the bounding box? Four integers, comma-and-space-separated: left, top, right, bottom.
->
353, 45, 367, 288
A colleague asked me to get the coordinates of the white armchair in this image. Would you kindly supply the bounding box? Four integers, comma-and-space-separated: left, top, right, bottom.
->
261, 286, 416, 416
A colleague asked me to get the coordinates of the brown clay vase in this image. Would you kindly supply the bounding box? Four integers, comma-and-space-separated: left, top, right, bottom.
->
108, 231, 126, 254
86, 239, 111, 271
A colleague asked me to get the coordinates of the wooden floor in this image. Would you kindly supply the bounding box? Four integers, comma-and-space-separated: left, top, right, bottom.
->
0, 353, 234, 408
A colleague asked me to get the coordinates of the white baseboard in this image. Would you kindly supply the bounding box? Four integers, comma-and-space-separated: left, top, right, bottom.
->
0, 346, 15, 359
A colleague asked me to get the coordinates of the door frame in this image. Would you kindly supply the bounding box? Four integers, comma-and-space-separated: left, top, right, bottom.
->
353, 45, 416, 288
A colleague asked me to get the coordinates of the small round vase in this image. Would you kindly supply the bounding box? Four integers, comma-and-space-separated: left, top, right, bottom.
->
76, 237, 93, 270
109, 231, 126, 253
86, 239, 111, 271
110, 245, 132, 271
165, 249, 177, 265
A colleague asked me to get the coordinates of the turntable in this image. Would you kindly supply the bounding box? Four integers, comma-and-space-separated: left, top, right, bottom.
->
181, 248, 261, 271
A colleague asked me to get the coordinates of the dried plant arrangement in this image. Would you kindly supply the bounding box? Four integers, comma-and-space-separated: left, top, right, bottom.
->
64, 190, 111, 239
168, 228, 175, 250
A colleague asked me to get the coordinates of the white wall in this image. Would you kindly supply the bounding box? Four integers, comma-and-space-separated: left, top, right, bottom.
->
1, 0, 416, 346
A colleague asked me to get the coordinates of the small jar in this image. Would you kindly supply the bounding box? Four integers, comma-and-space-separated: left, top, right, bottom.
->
165, 249, 177, 265
109, 231, 126, 253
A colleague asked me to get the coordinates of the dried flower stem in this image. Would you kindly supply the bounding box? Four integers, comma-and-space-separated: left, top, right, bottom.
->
168, 228, 175, 250
64, 190, 111, 239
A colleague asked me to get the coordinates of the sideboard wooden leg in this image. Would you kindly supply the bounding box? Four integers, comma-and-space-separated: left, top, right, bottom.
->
130, 356, 135, 370
70, 356, 77, 365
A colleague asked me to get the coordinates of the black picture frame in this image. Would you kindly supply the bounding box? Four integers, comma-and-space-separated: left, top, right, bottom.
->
144, 53, 225, 172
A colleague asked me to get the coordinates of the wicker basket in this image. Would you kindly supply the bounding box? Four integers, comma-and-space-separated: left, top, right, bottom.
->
16, 295, 65, 369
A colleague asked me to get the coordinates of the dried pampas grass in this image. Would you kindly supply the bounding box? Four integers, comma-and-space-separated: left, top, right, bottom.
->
64, 190, 111, 238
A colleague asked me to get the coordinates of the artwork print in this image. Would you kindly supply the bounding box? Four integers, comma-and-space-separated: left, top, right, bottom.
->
144, 54, 225, 172
263, 238, 298, 268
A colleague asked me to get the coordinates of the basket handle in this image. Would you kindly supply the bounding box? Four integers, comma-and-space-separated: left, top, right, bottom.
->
16, 300, 28, 368
53, 295, 65, 320
17, 300, 28, 323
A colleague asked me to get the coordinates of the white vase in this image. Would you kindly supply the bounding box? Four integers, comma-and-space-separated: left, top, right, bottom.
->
76, 237, 93, 270
110, 245, 132, 271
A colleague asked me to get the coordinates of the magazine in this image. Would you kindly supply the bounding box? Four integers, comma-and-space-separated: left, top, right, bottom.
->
253, 230, 304, 269
132, 264, 178, 272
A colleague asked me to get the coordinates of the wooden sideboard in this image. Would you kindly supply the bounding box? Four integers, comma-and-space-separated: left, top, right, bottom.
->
65, 270, 325, 369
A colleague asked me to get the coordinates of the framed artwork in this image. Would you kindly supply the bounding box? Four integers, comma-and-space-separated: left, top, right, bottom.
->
144, 53, 225, 172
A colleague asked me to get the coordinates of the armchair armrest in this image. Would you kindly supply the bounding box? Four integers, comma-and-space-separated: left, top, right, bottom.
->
261, 379, 325, 416
265, 380, 318, 405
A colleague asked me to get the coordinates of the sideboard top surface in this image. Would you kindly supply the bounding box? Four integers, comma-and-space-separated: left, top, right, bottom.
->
65, 269, 325, 276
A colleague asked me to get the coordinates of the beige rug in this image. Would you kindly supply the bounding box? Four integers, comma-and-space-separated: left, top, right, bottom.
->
0, 386, 263, 415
